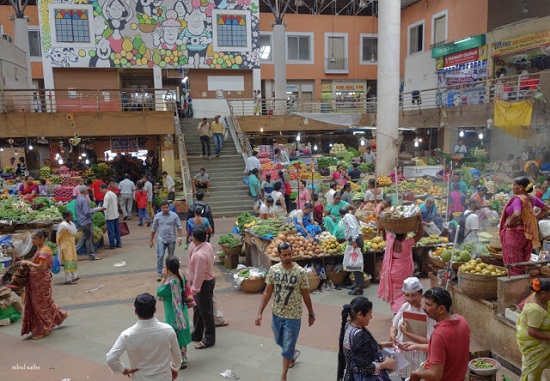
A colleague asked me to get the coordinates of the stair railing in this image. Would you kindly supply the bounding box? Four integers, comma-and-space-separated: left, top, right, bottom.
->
174, 116, 193, 202
226, 101, 253, 160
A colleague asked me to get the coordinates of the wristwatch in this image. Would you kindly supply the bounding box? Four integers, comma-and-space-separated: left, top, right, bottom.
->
308, 313, 316, 318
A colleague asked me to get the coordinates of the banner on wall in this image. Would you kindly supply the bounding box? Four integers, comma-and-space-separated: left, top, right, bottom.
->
493, 100, 533, 137
492, 30, 550, 57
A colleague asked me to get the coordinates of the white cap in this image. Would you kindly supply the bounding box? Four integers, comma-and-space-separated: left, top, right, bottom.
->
402, 277, 423, 293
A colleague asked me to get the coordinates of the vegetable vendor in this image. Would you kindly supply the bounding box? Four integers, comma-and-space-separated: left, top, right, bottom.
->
419, 196, 443, 232
292, 203, 321, 239
323, 192, 354, 240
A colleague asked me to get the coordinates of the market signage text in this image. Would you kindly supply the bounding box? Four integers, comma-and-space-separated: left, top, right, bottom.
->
492, 30, 550, 57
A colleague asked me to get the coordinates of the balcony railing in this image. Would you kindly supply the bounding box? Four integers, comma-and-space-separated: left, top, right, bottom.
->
227, 72, 543, 116
0, 88, 177, 114
325, 57, 349, 73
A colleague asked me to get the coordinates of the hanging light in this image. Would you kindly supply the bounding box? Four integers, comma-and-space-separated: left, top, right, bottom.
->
78, 155, 82, 160
260, 127, 264, 133
313, 144, 318, 151
478, 132, 484, 140
58, 158, 64, 165
414, 140, 419, 148
459, 130, 464, 137
296, 133, 301, 142
28, 143, 33, 150
294, 0, 304, 6
359, 0, 369, 8
0, 147, 3, 152
82, 152, 86, 157
85, 159, 90, 165
329, 143, 333, 147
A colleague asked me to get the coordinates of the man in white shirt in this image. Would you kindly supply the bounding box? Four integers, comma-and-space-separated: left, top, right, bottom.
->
162, 171, 176, 201
463, 198, 480, 243
119, 174, 136, 221
363, 146, 376, 164
101, 184, 121, 249
106, 293, 181, 381
454, 139, 467, 158
141, 175, 154, 220
244, 150, 261, 174
339, 207, 365, 295
325, 181, 337, 206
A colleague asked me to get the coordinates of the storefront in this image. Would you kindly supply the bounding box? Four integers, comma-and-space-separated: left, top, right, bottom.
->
321, 81, 367, 112
492, 30, 550, 77
432, 35, 488, 107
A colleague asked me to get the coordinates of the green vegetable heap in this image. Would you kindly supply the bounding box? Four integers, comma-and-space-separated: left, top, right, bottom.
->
218, 234, 241, 248
236, 212, 255, 232
251, 219, 284, 237
471, 359, 494, 369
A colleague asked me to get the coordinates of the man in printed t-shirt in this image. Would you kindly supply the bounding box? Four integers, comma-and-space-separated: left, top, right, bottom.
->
255, 242, 315, 381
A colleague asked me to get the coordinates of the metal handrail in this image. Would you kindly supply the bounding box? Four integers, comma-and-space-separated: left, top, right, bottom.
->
226, 72, 543, 116
174, 117, 193, 202
227, 100, 253, 159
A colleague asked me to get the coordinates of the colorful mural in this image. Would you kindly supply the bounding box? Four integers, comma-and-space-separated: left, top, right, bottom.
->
38, 0, 260, 69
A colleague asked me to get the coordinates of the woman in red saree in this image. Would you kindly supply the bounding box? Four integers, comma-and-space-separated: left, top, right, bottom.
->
377, 215, 423, 313
21, 229, 69, 339
500, 177, 549, 276
18, 176, 38, 201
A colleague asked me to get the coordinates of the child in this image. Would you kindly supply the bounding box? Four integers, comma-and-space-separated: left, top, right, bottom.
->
447, 182, 464, 218
134, 184, 150, 227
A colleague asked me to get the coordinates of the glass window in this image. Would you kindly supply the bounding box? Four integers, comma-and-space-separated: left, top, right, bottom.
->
433, 15, 446, 45
260, 34, 272, 61
216, 14, 248, 48
54, 9, 90, 43
362, 36, 378, 62
28, 30, 42, 57
409, 23, 424, 54
288, 35, 311, 61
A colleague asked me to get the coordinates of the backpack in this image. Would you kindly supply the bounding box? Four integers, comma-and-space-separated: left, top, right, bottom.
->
456, 211, 473, 244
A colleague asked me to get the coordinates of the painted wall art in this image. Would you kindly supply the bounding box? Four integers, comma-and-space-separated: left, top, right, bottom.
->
38, 0, 260, 69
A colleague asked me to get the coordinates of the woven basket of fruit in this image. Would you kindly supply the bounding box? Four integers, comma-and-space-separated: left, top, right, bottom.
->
458, 259, 507, 300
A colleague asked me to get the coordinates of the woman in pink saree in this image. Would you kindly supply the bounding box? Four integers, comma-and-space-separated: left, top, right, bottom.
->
378, 216, 424, 313
21, 229, 69, 339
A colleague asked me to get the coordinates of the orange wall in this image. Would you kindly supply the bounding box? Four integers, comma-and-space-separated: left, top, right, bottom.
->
260, 13, 378, 82
400, 0, 488, 76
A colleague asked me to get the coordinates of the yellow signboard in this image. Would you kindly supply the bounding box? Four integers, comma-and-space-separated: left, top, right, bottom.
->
493, 30, 550, 57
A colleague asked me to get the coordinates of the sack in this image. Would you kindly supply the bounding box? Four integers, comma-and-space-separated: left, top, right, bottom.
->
51, 255, 60, 274
285, 181, 292, 195
343, 244, 364, 272
119, 221, 130, 236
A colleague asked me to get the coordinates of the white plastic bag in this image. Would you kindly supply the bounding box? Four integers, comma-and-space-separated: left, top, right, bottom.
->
343, 244, 364, 272
423, 222, 441, 236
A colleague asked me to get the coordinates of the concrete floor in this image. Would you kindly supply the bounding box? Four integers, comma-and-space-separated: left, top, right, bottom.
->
0, 215, 520, 381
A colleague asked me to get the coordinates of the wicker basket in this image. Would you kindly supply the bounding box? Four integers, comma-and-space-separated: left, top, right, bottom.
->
429, 251, 463, 271
240, 277, 266, 293
457, 268, 505, 300
327, 270, 348, 286
378, 215, 419, 234
223, 253, 239, 269
221, 244, 242, 256
308, 275, 321, 292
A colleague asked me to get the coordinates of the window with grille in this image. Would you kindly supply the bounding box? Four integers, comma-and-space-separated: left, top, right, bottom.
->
54, 9, 90, 43
216, 14, 247, 48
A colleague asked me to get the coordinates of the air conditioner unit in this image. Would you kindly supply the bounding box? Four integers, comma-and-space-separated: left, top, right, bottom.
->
2, 34, 13, 43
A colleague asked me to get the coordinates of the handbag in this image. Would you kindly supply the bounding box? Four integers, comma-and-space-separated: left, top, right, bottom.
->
119, 221, 130, 236
51, 255, 60, 274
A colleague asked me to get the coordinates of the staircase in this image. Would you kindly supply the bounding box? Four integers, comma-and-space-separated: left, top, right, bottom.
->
180, 118, 251, 217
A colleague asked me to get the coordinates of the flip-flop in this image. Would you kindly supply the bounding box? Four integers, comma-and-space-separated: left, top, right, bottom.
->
215, 320, 229, 327
194, 342, 209, 350
289, 349, 301, 368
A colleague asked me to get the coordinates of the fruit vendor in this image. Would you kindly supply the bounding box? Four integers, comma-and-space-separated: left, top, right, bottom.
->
419, 196, 444, 232
323, 192, 355, 240
292, 203, 321, 239
389, 166, 406, 183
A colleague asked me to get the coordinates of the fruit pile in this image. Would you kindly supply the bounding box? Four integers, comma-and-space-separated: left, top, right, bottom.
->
265, 231, 323, 259
59, 176, 79, 187
377, 175, 393, 187
459, 259, 507, 276
54, 187, 73, 199
320, 236, 345, 255
433, 247, 470, 263
39, 166, 51, 178
329, 143, 346, 155
416, 235, 449, 247
257, 152, 270, 158
364, 236, 386, 251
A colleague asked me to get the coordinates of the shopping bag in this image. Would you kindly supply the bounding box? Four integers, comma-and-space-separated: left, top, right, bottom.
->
343, 244, 364, 272
223, 129, 229, 141
51, 255, 61, 274
423, 222, 441, 236
119, 221, 130, 236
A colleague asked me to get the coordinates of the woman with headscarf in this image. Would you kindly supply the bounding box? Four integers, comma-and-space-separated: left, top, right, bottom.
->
500, 177, 549, 275
20, 229, 69, 339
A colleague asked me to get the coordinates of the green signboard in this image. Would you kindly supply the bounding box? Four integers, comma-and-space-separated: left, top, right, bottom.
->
431, 34, 486, 58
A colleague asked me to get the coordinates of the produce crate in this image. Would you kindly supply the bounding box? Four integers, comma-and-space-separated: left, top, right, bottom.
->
327, 269, 348, 286
223, 253, 239, 269
221, 244, 242, 256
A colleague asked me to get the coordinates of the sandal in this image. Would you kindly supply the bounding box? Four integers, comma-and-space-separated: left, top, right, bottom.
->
289, 349, 301, 368
194, 342, 209, 350
215, 320, 229, 327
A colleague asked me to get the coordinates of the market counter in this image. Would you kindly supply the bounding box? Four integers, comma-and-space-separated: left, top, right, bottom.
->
430, 273, 531, 373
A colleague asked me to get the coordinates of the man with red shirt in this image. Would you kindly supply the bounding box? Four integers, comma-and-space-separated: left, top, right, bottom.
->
186, 226, 216, 350
403, 287, 470, 381
91, 177, 106, 206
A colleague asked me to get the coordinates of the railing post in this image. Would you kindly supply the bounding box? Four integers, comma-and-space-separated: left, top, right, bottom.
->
96, 89, 100, 112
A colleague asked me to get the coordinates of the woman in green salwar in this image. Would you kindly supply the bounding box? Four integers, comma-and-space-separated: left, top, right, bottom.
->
516, 278, 550, 381
323, 192, 353, 239
157, 257, 191, 369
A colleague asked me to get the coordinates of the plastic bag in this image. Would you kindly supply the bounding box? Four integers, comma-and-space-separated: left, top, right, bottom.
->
343, 244, 364, 272
224, 129, 229, 141
51, 254, 61, 274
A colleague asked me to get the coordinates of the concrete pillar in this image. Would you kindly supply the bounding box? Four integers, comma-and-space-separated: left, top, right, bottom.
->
273, 24, 287, 115
252, 68, 261, 95
376, 0, 401, 176
13, 17, 32, 87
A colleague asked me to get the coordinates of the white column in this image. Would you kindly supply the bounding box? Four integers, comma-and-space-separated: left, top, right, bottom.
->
13, 18, 32, 87
273, 24, 286, 115
376, 0, 401, 176
153, 66, 164, 111
252, 68, 261, 94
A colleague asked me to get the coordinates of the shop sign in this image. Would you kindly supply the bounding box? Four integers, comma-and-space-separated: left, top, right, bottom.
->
445, 47, 479, 66
432, 34, 486, 58
286, 85, 299, 92
334, 83, 365, 91
492, 30, 550, 57
111, 137, 138, 153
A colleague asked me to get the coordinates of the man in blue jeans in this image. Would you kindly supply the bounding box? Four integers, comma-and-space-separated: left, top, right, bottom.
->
150, 201, 183, 282
100, 184, 121, 249
75, 185, 104, 260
